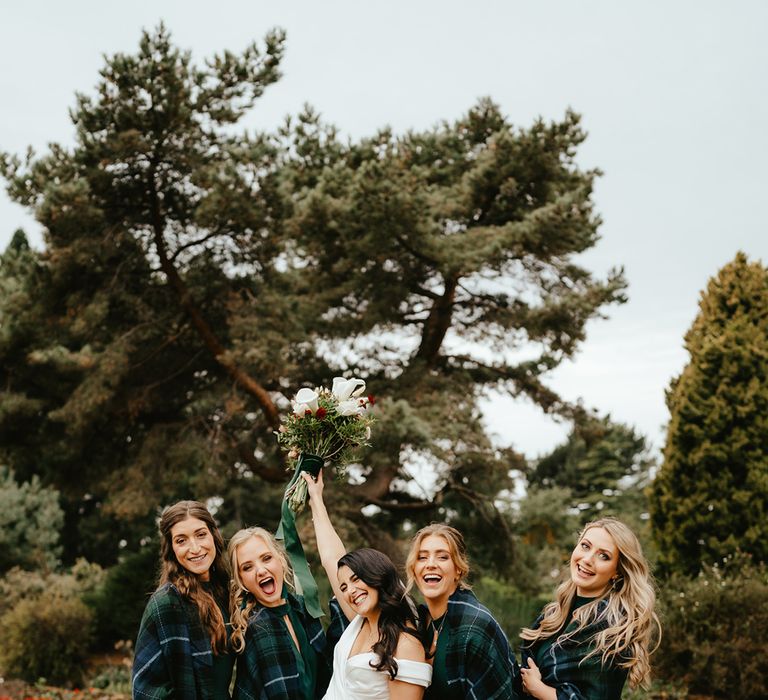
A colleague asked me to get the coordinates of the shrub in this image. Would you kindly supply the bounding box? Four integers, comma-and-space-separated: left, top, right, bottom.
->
655, 553, 768, 699
0, 467, 64, 572
87, 648, 132, 695
0, 559, 104, 619
0, 594, 94, 684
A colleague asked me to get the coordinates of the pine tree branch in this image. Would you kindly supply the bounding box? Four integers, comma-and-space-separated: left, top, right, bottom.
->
169, 229, 224, 262
366, 491, 445, 513
235, 439, 287, 483
394, 234, 439, 267
147, 166, 280, 429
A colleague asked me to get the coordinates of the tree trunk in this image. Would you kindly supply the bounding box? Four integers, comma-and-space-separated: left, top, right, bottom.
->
415, 273, 459, 366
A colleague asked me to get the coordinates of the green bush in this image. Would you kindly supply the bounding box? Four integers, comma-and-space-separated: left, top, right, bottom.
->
87, 652, 132, 695
655, 553, 768, 699
0, 467, 64, 572
0, 559, 105, 618
0, 594, 94, 684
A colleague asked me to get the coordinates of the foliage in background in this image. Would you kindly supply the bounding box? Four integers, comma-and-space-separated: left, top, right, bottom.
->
472, 577, 548, 652
0, 594, 94, 685
0, 558, 105, 619
511, 484, 577, 594
529, 415, 655, 523
654, 552, 768, 700
0, 559, 105, 684
0, 467, 64, 572
0, 24, 626, 575
650, 253, 768, 576
85, 545, 158, 647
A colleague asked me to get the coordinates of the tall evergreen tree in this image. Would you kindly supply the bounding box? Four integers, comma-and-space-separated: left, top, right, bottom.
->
1, 26, 626, 570
650, 252, 768, 576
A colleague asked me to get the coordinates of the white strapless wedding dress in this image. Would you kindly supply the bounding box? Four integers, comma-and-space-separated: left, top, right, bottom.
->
323, 615, 432, 699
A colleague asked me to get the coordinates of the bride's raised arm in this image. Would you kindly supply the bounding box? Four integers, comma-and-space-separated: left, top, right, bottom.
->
302, 470, 356, 621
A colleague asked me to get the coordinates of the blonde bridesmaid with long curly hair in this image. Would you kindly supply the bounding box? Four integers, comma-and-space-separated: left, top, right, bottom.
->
227, 526, 339, 699
519, 517, 660, 700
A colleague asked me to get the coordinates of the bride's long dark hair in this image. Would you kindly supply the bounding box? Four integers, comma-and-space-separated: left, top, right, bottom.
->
337, 548, 424, 679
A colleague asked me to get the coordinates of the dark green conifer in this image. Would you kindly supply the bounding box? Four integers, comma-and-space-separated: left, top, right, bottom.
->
651, 252, 768, 575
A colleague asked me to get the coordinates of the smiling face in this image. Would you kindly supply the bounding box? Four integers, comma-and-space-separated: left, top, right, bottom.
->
570, 526, 620, 597
338, 564, 380, 617
236, 535, 285, 607
170, 516, 215, 581
413, 534, 461, 606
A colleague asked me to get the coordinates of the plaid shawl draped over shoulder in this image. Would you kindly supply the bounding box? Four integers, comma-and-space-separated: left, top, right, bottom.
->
421, 587, 521, 700
132, 583, 217, 700
234, 594, 347, 700
520, 598, 629, 700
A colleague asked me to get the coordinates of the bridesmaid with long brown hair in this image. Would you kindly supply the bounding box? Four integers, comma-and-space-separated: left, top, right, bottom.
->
132, 500, 234, 699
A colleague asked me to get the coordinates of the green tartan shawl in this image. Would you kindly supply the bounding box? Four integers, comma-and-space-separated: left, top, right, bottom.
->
132, 583, 221, 700
520, 598, 628, 700
421, 587, 521, 700
234, 594, 346, 700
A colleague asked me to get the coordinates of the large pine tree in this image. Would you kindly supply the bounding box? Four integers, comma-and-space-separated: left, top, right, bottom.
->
651, 252, 768, 575
1, 26, 626, 569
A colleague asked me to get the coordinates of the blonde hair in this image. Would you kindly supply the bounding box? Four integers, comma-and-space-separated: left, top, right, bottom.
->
520, 517, 661, 688
405, 523, 472, 593
227, 527, 294, 653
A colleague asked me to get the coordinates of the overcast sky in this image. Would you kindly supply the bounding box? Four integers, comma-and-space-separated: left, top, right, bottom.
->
2, 0, 767, 458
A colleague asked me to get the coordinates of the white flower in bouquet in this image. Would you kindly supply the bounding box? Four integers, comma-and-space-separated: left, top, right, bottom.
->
292, 387, 319, 415
331, 377, 366, 401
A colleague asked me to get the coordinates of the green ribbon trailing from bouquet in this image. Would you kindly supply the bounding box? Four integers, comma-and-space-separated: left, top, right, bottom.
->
276, 452, 324, 619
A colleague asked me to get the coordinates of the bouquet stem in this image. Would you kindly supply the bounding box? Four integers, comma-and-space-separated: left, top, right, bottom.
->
284, 453, 324, 514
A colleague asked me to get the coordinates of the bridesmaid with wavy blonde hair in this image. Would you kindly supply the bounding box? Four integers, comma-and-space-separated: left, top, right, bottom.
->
228, 526, 340, 699
519, 517, 661, 700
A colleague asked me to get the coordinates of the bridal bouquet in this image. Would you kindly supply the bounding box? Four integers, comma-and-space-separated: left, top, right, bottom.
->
277, 377, 374, 513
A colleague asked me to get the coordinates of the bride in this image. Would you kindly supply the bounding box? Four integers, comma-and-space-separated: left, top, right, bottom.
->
302, 471, 432, 700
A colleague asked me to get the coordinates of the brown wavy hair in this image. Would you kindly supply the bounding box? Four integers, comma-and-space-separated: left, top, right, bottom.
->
158, 500, 229, 654
520, 517, 661, 688
338, 548, 423, 679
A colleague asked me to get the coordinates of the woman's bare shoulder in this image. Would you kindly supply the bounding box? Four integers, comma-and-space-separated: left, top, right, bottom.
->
395, 629, 426, 662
